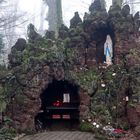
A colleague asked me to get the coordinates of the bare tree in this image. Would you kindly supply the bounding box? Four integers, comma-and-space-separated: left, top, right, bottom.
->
3, 0, 19, 48
39, 1, 46, 34
0, 0, 28, 65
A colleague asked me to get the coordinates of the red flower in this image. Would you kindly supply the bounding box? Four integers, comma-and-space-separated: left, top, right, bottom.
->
53, 100, 62, 107
113, 129, 126, 134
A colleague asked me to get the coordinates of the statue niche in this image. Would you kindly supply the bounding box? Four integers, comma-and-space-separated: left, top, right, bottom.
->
104, 35, 113, 66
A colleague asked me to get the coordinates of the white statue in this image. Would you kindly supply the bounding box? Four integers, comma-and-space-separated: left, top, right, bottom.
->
104, 35, 113, 66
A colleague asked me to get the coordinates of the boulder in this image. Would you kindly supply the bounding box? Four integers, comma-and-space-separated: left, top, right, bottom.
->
58, 24, 69, 39
45, 30, 55, 40
89, 0, 102, 12
27, 23, 41, 43
127, 105, 140, 127
11, 38, 27, 52
134, 12, 139, 21
70, 12, 82, 28
121, 5, 130, 17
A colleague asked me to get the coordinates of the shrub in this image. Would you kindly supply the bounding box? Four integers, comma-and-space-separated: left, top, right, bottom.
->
79, 122, 93, 132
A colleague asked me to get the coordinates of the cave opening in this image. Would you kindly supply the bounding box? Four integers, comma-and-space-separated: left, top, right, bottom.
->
35, 80, 80, 131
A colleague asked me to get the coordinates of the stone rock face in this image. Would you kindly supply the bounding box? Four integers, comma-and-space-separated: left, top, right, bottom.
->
121, 5, 130, 17
1, 2, 140, 135
127, 105, 139, 127
8, 38, 27, 68
127, 105, 140, 127
134, 125, 140, 137
79, 89, 90, 120
134, 12, 139, 21
27, 23, 41, 43
58, 24, 69, 39
45, 30, 55, 40
89, 0, 102, 12
70, 12, 82, 28
11, 38, 27, 52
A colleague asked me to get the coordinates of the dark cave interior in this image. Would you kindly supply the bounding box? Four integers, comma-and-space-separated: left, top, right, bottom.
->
35, 80, 80, 130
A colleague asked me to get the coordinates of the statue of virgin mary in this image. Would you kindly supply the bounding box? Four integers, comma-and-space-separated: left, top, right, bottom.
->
104, 35, 113, 65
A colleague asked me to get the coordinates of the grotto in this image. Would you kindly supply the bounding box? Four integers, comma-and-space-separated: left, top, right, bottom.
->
35, 80, 80, 130
0, 0, 140, 139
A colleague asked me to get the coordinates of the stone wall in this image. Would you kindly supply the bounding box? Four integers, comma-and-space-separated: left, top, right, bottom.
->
0, 1, 140, 135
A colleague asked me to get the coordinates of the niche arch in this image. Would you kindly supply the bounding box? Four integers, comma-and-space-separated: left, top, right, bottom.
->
90, 23, 115, 64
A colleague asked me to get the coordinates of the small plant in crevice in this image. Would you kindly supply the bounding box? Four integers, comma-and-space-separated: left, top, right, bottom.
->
79, 121, 94, 132
0, 116, 17, 140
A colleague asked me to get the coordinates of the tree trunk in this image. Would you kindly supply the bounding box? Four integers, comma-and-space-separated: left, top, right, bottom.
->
112, 0, 123, 7
45, 0, 63, 36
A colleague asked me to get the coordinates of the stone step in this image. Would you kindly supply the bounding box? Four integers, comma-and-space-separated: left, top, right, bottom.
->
19, 131, 96, 140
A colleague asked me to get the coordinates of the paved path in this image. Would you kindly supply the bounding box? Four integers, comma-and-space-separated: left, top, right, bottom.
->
20, 131, 96, 140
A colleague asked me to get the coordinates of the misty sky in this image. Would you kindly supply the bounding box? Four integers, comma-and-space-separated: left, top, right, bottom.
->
18, 0, 112, 34
17, 0, 140, 37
